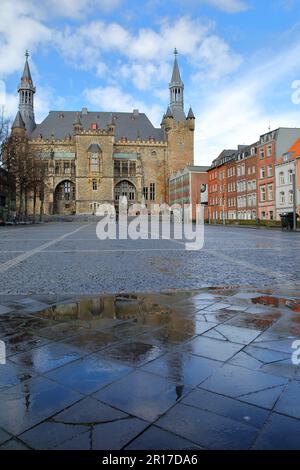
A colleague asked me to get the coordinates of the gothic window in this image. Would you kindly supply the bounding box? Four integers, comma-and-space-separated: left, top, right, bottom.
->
143, 187, 148, 200
64, 162, 70, 174
114, 181, 136, 202
90, 153, 99, 172
92, 180, 97, 191
121, 161, 128, 177
114, 160, 121, 177
150, 183, 155, 201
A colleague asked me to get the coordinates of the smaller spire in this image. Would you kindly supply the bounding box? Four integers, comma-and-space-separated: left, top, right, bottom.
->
21, 50, 33, 85
12, 110, 25, 129
166, 106, 173, 118
187, 107, 195, 119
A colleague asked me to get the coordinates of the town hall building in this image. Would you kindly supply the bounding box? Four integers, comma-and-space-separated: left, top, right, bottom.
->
11, 50, 195, 215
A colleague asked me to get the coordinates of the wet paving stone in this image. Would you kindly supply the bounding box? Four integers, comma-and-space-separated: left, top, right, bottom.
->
125, 425, 201, 450
9, 342, 86, 374
0, 428, 11, 445
35, 322, 88, 341
63, 330, 120, 353
94, 370, 191, 422
183, 336, 244, 362
253, 336, 295, 354
0, 376, 82, 435
0, 438, 31, 450
0, 285, 299, 449
88, 417, 149, 450
20, 421, 87, 450
197, 310, 237, 324
45, 353, 133, 395
53, 396, 127, 423
141, 352, 221, 387
155, 403, 258, 449
0, 360, 37, 391
200, 364, 288, 409
202, 303, 232, 312
229, 345, 297, 379
274, 380, 300, 419
26, 415, 149, 450
203, 324, 262, 345
182, 389, 269, 429
2, 332, 50, 358
224, 312, 278, 331
253, 413, 300, 450
99, 340, 166, 367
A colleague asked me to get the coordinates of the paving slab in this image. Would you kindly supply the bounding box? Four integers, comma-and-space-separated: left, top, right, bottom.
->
125, 425, 201, 450
94, 370, 191, 422
156, 403, 258, 450
183, 336, 244, 362
0, 376, 82, 435
182, 389, 269, 429
200, 363, 288, 409
253, 413, 300, 450
141, 352, 221, 387
45, 353, 133, 395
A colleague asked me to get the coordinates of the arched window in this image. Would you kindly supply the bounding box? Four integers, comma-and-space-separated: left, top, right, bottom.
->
90, 153, 99, 172
114, 181, 136, 202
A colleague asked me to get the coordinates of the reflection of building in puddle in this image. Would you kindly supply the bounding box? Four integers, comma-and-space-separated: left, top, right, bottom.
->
38, 293, 196, 342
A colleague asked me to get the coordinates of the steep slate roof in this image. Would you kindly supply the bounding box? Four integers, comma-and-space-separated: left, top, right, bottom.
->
30, 111, 166, 142
187, 107, 195, 119
12, 111, 25, 129
170, 56, 183, 84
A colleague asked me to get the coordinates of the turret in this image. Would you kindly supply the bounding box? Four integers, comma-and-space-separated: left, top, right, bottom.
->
187, 107, 195, 131
18, 51, 36, 135
169, 48, 185, 122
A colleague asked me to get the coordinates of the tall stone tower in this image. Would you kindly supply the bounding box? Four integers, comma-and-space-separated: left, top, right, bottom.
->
17, 51, 36, 135
162, 49, 195, 188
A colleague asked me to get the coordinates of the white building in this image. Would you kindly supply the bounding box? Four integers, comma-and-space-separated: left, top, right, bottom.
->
275, 155, 298, 220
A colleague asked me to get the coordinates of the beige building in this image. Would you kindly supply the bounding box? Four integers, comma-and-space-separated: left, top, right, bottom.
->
11, 50, 195, 215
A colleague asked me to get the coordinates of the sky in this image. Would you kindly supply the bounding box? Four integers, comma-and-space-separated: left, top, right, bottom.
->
1, 0, 300, 165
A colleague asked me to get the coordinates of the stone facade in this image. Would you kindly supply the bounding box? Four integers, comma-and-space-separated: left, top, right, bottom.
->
11, 51, 195, 216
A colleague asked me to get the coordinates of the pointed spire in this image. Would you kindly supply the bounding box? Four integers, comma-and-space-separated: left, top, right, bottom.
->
170, 48, 183, 85
12, 110, 25, 129
166, 106, 173, 118
21, 50, 33, 86
187, 107, 195, 119
17, 51, 36, 135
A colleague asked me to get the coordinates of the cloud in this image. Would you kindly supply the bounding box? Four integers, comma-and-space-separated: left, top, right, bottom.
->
83, 85, 164, 126
199, 0, 249, 13
0, 1, 52, 78
54, 16, 241, 86
195, 38, 300, 164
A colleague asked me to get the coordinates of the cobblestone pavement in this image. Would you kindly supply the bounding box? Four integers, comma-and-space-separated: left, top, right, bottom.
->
0, 287, 300, 450
0, 222, 299, 295
0, 223, 299, 449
